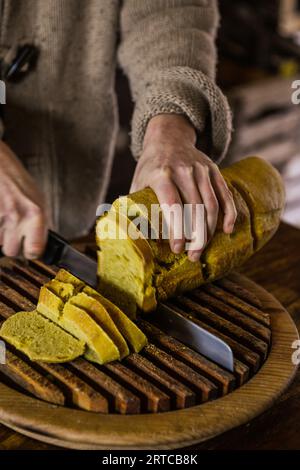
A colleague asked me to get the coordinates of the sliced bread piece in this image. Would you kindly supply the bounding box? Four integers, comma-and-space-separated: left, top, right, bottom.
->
0, 310, 85, 363
52, 269, 148, 354
112, 188, 205, 302
113, 187, 174, 264
46, 279, 75, 301
96, 210, 156, 316
69, 292, 129, 359
83, 286, 148, 353
62, 302, 120, 364
37, 285, 65, 322
55, 268, 86, 292
37, 277, 120, 364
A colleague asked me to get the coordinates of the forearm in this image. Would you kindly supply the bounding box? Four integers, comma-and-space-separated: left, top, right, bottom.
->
119, 0, 232, 162
143, 115, 197, 150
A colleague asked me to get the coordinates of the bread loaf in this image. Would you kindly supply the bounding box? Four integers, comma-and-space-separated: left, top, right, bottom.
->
96, 156, 285, 315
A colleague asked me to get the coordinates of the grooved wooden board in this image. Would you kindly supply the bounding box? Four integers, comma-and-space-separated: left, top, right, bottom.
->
0, 258, 297, 449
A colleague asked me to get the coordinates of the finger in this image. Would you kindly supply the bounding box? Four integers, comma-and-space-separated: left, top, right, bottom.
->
0, 217, 4, 247
151, 174, 184, 254
2, 220, 23, 257
130, 177, 139, 193
22, 207, 47, 259
210, 166, 237, 234
172, 166, 207, 262
195, 163, 219, 242
130, 164, 145, 193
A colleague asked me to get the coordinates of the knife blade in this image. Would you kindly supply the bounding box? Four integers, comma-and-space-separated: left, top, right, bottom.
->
151, 303, 234, 372
41, 231, 234, 371
41, 230, 98, 288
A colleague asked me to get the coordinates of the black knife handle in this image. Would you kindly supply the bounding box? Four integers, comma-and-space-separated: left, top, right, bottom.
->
41, 230, 67, 265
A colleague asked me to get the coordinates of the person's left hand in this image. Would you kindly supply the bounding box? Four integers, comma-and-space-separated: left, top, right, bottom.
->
130, 114, 237, 262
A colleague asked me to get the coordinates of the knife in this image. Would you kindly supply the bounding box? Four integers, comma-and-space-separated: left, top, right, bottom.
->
41, 230, 234, 371
41, 230, 98, 288
151, 303, 234, 372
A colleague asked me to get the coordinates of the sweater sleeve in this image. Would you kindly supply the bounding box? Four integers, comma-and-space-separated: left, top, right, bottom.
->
118, 0, 232, 163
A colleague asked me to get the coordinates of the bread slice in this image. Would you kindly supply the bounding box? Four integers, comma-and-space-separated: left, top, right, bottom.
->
53, 269, 147, 354
55, 268, 85, 292
37, 285, 65, 322
0, 310, 85, 362
69, 292, 129, 359
83, 286, 148, 353
202, 182, 254, 281
46, 279, 76, 301
112, 189, 206, 302
96, 210, 156, 316
37, 277, 121, 364
222, 156, 285, 250
113, 188, 173, 264
62, 302, 120, 364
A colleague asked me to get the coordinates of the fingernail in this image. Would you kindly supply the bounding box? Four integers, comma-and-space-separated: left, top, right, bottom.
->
173, 242, 182, 254
189, 252, 201, 262
225, 223, 234, 234
26, 253, 39, 260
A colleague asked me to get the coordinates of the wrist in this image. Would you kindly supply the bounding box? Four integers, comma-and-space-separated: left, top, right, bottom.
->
143, 114, 197, 149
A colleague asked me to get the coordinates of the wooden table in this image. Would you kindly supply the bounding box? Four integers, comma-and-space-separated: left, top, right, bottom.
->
0, 222, 300, 450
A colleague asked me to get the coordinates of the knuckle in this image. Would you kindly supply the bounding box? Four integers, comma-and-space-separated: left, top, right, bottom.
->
199, 162, 210, 173
210, 162, 219, 172
6, 211, 20, 225
26, 202, 43, 219
163, 195, 179, 207
227, 204, 238, 223
5, 197, 18, 215
207, 194, 219, 211
177, 164, 193, 175
224, 184, 234, 198
158, 165, 172, 178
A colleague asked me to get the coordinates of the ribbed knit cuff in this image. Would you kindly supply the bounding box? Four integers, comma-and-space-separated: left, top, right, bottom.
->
131, 66, 232, 164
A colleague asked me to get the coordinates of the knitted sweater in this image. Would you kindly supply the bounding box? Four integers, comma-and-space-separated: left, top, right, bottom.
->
0, 0, 232, 239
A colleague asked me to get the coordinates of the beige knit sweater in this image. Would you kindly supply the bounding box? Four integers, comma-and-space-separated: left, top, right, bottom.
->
0, 0, 232, 238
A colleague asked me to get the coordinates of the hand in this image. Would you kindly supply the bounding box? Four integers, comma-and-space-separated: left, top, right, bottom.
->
0, 141, 49, 259
130, 114, 237, 262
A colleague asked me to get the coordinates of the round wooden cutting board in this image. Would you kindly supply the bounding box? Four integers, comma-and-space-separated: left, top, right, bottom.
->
0, 273, 298, 450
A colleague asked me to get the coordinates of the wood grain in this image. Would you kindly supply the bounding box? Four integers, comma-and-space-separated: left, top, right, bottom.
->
0, 272, 297, 450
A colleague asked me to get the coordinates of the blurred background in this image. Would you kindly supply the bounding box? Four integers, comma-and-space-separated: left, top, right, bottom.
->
107, 0, 300, 228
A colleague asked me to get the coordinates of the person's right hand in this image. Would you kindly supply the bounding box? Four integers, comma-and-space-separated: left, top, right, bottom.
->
0, 141, 49, 259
